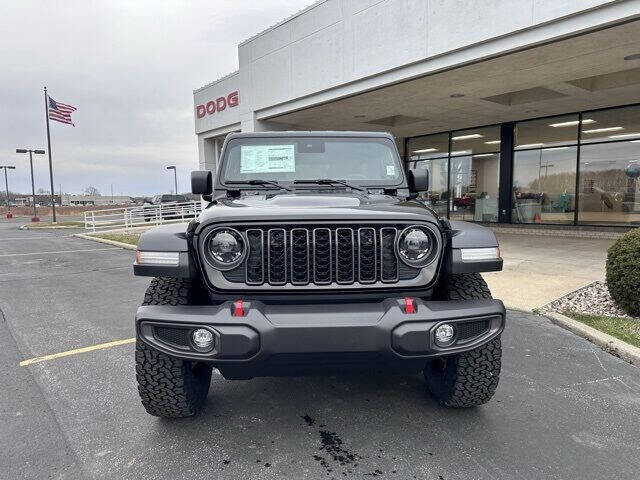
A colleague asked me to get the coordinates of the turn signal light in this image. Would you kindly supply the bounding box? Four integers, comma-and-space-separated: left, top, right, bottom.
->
460, 247, 500, 261
135, 250, 179, 266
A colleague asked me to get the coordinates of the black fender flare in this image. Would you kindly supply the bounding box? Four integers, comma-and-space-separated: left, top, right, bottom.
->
445, 221, 503, 274
133, 223, 196, 278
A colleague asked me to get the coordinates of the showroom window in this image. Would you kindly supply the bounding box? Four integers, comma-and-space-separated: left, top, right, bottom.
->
407, 133, 449, 217
512, 146, 578, 224
511, 114, 580, 224
579, 105, 640, 144
515, 114, 580, 149
512, 115, 580, 224
405, 103, 640, 227
577, 105, 640, 225
449, 126, 500, 222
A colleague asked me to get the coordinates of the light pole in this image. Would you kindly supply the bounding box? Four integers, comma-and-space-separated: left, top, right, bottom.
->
166, 166, 177, 195
16, 148, 46, 222
0, 165, 16, 219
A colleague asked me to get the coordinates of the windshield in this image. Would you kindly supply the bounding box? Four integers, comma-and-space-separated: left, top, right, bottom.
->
221, 136, 403, 187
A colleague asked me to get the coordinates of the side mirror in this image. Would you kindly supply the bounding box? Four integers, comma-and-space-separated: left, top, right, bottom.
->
191, 170, 212, 195
407, 168, 429, 193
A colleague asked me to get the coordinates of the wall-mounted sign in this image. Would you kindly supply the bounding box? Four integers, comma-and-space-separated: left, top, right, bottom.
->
196, 91, 239, 118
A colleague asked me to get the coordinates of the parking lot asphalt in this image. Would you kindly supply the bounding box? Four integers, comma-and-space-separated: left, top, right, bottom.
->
1, 219, 639, 480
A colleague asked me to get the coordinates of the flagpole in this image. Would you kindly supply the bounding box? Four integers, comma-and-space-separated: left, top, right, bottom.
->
44, 86, 57, 222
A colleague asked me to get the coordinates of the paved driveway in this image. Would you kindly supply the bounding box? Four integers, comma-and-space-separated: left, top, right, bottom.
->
1, 219, 639, 480
483, 233, 616, 311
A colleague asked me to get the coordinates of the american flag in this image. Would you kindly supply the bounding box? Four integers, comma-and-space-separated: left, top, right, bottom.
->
48, 97, 77, 126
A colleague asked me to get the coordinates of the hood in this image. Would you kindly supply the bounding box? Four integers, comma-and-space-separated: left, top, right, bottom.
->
196, 191, 440, 228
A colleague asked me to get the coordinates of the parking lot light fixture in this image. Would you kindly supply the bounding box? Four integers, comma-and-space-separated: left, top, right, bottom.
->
16, 148, 46, 222
1, 165, 16, 218
166, 166, 178, 195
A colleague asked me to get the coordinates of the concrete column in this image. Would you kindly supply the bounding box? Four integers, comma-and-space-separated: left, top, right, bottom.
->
198, 135, 219, 173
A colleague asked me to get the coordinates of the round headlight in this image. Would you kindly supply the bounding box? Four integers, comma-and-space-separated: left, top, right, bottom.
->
205, 228, 246, 270
397, 226, 433, 267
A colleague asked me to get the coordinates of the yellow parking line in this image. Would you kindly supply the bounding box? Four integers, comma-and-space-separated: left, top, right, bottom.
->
19, 338, 136, 367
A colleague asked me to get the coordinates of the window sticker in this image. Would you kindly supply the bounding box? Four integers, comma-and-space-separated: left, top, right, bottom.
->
240, 145, 296, 173
386, 165, 396, 176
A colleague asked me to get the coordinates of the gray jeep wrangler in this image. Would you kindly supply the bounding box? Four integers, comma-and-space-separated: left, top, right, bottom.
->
133, 131, 505, 418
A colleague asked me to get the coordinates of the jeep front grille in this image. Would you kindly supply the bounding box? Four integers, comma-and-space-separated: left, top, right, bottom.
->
207, 223, 438, 289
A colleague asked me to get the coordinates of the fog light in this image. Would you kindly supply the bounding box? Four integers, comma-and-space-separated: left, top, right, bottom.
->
434, 324, 455, 346
192, 328, 214, 351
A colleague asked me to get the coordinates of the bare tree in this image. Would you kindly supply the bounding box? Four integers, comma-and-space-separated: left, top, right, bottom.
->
84, 186, 101, 196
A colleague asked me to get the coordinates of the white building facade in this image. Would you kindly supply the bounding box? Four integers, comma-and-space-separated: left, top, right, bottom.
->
195, 0, 640, 227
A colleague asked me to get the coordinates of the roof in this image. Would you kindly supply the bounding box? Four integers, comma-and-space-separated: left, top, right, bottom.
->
226, 131, 395, 139
238, 0, 325, 46
193, 70, 239, 94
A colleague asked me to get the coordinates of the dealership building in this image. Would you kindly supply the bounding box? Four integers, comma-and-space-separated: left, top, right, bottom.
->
194, 0, 640, 229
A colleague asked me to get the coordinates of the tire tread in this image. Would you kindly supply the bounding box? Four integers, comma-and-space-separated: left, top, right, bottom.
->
426, 273, 501, 407
136, 277, 211, 418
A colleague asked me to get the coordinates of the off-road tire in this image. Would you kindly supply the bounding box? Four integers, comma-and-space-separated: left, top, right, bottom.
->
135, 277, 212, 418
142, 277, 208, 306
425, 273, 502, 407
435, 272, 492, 300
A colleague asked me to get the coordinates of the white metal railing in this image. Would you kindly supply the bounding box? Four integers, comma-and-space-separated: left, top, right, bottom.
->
84, 201, 202, 232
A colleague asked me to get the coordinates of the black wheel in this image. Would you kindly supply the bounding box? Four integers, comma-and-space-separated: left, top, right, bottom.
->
424, 273, 502, 407
135, 277, 212, 418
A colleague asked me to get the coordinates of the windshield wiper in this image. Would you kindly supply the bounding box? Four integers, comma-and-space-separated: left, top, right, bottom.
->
226, 180, 293, 192
293, 179, 365, 192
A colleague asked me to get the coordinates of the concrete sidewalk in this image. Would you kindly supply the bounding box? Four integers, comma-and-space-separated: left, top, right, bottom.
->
483, 232, 615, 311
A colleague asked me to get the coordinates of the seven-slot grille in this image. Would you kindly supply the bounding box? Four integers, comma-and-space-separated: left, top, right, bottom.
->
222, 225, 424, 287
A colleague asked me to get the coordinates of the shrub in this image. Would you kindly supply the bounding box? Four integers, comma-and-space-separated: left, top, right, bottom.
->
606, 228, 640, 317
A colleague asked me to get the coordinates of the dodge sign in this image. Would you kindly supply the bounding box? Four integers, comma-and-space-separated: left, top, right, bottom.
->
196, 91, 239, 118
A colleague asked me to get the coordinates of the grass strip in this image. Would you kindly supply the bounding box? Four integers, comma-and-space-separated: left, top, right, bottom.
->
93, 232, 141, 246
563, 311, 640, 349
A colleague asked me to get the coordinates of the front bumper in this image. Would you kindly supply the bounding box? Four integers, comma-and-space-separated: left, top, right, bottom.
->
136, 298, 505, 375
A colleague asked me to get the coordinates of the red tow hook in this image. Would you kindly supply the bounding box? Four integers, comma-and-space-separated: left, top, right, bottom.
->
403, 297, 415, 314
232, 299, 244, 317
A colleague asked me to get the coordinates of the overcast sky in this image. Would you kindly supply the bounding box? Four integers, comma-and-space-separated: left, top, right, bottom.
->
0, 0, 310, 197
